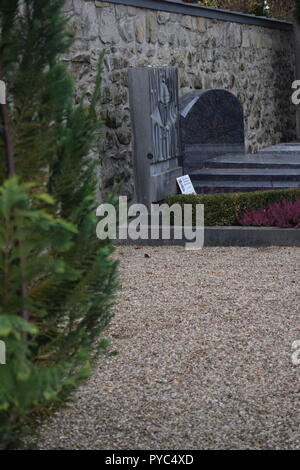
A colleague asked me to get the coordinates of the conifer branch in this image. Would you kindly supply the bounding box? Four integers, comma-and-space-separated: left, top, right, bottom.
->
0, 68, 29, 334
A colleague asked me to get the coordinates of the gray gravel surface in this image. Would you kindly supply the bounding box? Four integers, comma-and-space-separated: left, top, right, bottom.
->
35, 246, 300, 450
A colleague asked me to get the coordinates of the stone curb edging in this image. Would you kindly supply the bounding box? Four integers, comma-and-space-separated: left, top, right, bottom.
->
113, 227, 300, 247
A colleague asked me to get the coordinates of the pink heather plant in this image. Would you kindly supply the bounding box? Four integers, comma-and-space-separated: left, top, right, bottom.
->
238, 199, 300, 228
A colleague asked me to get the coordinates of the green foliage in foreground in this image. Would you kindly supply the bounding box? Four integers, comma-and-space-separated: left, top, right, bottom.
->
0, 0, 119, 448
165, 189, 300, 226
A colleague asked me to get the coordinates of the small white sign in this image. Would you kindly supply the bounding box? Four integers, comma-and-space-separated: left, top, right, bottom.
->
177, 174, 196, 195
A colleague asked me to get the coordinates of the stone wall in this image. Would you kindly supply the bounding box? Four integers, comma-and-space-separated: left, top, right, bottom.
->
63, 0, 296, 199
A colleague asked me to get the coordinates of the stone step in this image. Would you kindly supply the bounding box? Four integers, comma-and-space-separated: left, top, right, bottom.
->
193, 180, 300, 194
203, 153, 300, 169
190, 168, 300, 181
189, 146, 300, 194
260, 143, 300, 153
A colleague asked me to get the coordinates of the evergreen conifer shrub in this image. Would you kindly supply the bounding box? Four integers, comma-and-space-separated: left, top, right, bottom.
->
0, 0, 119, 448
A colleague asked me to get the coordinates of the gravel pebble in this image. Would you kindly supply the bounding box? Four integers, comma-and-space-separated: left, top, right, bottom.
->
34, 246, 300, 450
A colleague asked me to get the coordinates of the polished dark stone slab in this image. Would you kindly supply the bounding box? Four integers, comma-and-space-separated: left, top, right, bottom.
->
193, 180, 300, 193
189, 148, 300, 193
203, 152, 300, 168
180, 90, 245, 172
191, 168, 300, 180
260, 143, 300, 153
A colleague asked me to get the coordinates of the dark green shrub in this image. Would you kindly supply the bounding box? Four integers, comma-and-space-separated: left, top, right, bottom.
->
165, 189, 300, 226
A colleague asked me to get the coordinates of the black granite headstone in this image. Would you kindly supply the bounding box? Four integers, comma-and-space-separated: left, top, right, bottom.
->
180, 89, 245, 172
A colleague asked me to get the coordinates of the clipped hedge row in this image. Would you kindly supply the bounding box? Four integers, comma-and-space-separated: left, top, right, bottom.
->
165, 188, 300, 226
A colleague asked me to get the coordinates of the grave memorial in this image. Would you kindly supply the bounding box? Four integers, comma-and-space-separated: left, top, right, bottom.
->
179, 89, 245, 173
129, 67, 300, 196
128, 66, 183, 207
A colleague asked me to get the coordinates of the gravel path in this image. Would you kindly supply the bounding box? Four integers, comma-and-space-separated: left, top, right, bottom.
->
35, 246, 300, 450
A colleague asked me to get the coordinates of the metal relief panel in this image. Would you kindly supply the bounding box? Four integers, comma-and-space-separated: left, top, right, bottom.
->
149, 67, 180, 163
129, 66, 182, 206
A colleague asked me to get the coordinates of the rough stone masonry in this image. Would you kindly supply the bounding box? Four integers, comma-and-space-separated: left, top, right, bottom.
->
62, 0, 296, 200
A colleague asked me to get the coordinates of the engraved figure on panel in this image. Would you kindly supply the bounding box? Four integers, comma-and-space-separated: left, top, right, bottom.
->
150, 69, 178, 162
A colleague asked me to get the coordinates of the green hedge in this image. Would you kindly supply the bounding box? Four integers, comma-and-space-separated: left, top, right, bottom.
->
165, 188, 300, 226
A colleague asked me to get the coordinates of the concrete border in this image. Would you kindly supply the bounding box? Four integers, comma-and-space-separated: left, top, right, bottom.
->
113, 226, 300, 247
96, 0, 293, 31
